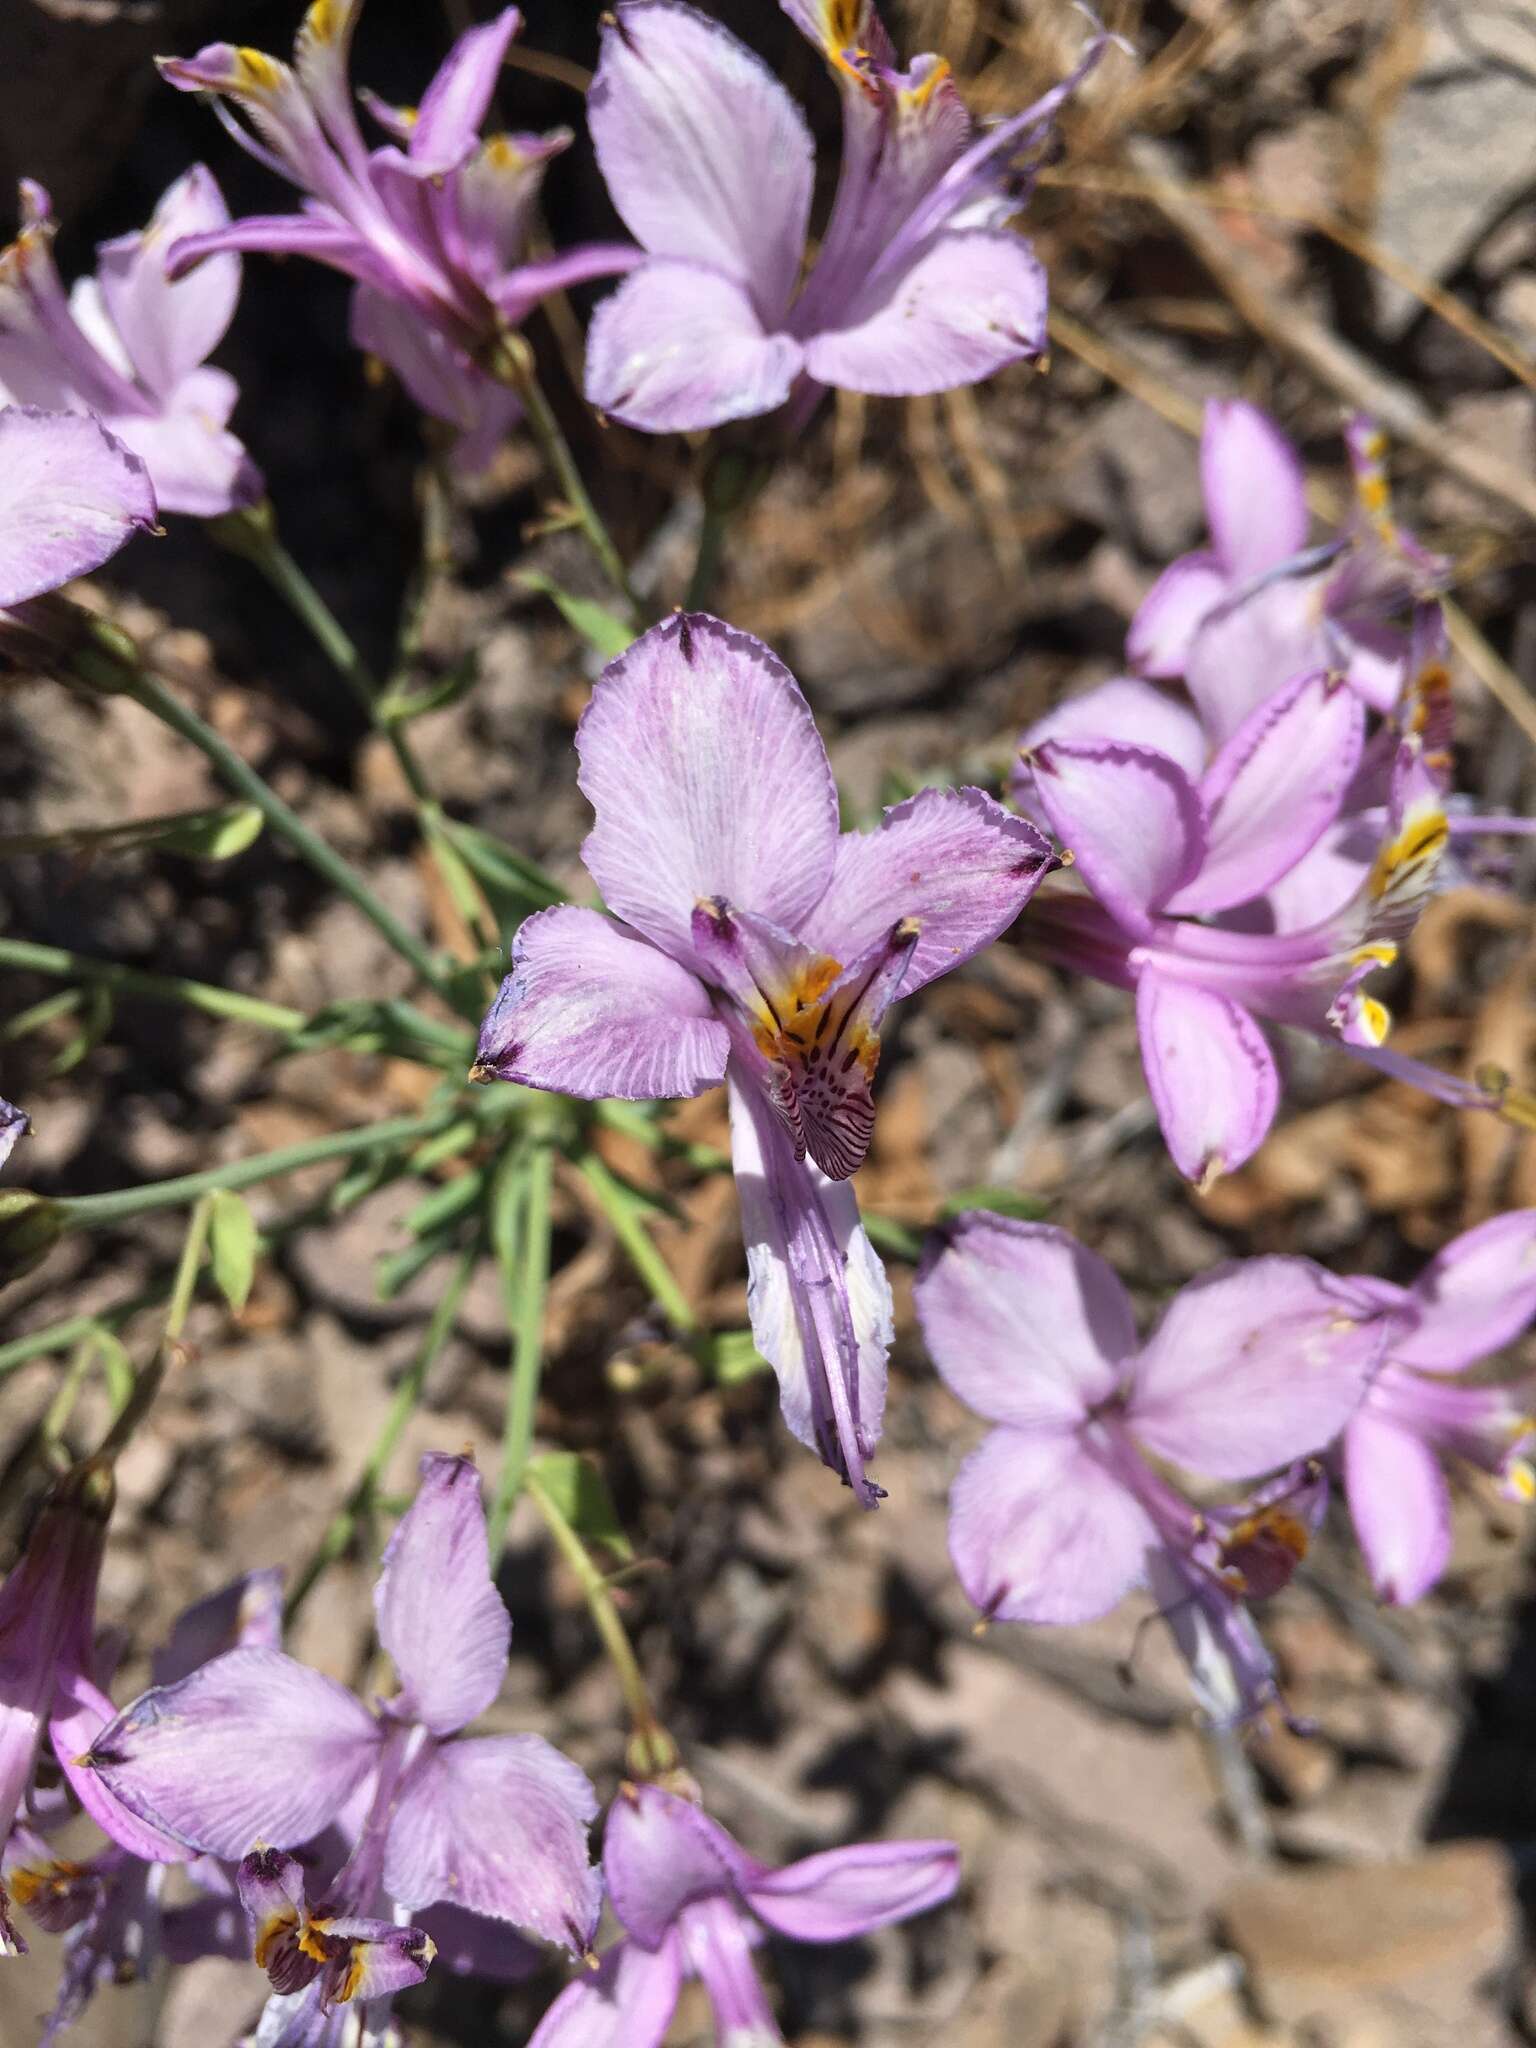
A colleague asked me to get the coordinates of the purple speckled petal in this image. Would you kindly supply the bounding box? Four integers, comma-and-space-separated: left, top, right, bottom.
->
0, 408, 155, 605
474, 906, 729, 1102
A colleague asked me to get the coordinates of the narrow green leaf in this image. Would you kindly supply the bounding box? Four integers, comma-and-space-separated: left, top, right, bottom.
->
515, 571, 634, 660
700, 1328, 771, 1386
90, 1327, 137, 1420
0, 800, 264, 863
527, 1450, 634, 1562
377, 651, 480, 726
157, 803, 265, 860
939, 1186, 1050, 1223
209, 1189, 259, 1310
447, 823, 566, 917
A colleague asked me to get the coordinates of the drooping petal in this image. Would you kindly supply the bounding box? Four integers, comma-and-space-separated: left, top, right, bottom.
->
1395, 1210, 1536, 1373
914, 1214, 1133, 1430
584, 259, 803, 433
383, 1734, 600, 1952
796, 785, 1052, 999
677, 1893, 783, 2043
83, 1647, 380, 1863
1201, 399, 1309, 580
1135, 968, 1278, 1185
1125, 552, 1229, 679
576, 613, 840, 973
745, 1838, 959, 1941
1131, 1258, 1384, 1479
526, 1933, 684, 2048
409, 8, 521, 175
801, 228, 1047, 396
1017, 676, 1207, 782
95, 166, 240, 398
588, 2, 813, 321
1342, 1410, 1452, 1605
0, 407, 155, 605
473, 906, 729, 1102
374, 1453, 509, 1738
1183, 574, 1326, 749
1028, 739, 1206, 937
603, 1783, 737, 1947
728, 1068, 891, 1508
1165, 669, 1364, 915
947, 1424, 1155, 1625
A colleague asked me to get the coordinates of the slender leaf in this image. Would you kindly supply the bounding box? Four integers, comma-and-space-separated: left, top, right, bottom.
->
527, 1450, 634, 1562
515, 571, 633, 660
209, 1189, 259, 1311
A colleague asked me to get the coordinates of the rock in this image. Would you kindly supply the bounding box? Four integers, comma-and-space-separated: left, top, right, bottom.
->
1222, 1839, 1518, 2031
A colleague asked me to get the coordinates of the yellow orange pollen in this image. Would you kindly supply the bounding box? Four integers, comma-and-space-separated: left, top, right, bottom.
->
233, 47, 283, 93
254, 1908, 300, 1971
305, 0, 343, 41
1368, 805, 1448, 899
1509, 1460, 1536, 1503
902, 57, 952, 109
297, 1917, 334, 1964
1351, 941, 1398, 969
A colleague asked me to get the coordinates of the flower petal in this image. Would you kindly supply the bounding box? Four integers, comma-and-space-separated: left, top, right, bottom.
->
383, 1734, 600, 1952
603, 1783, 737, 1948
948, 1425, 1155, 1625
350, 282, 516, 440
474, 906, 729, 1101
914, 1214, 1132, 1430
589, 2, 812, 318
526, 1934, 683, 2048
95, 166, 240, 397
375, 1453, 509, 1737
584, 258, 803, 433
1183, 575, 1325, 749
104, 375, 263, 519
577, 613, 839, 973
1125, 552, 1229, 679
1165, 668, 1364, 915
409, 8, 520, 175
1201, 399, 1308, 580
83, 1647, 379, 1863
153, 1568, 286, 1687
1396, 1210, 1536, 1373
1132, 1258, 1383, 1479
1135, 967, 1278, 1185
802, 228, 1046, 396
0, 407, 155, 605
1342, 1410, 1452, 1605
728, 1068, 891, 1508
1028, 739, 1206, 936
677, 1893, 781, 2042
745, 1838, 959, 1942
796, 785, 1052, 999
1017, 676, 1207, 781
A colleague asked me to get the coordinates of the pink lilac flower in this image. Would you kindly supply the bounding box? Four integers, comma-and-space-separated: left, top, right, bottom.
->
529, 1778, 957, 2047
0, 407, 155, 608
0, 1098, 27, 1173
82, 1452, 599, 2035
1127, 400, 1448, 742
915, 1214, 1390, 1722
160, 2, 637, 468
583, 0, 1110, 433
1341, 1211, 1536, 1604
0, 1458, 114, 1957
470, 611, 1052, 1505
0, 172, 261, 517
1015, 666, 1490, 1181
6, 1570, 283, 2040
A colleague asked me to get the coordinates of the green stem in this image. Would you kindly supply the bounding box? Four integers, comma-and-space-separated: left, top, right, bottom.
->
57, 1106, 462, 1228
109, 657, 453, 1001
527, 1468, 675, 1776
0, 938, 306, 1035
97, 1195, 213, 1459
286, 1236, 480, 1622
575, 1150, 699, 1334
488, 332, 645, 631
488, 1141, 554, 1553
